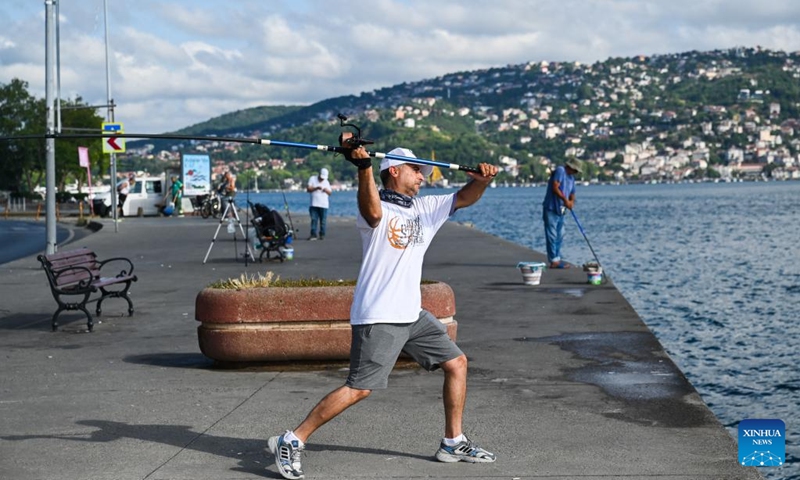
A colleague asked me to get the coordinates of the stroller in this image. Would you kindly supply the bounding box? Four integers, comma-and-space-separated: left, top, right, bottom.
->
249, 202, 293, 262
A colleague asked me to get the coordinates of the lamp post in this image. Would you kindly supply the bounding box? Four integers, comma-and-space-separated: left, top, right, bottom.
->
44, 0, 57, 254
103, 0, 119, 232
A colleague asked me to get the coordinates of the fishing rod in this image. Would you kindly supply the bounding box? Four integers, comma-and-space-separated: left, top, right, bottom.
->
280, 187, 296, 235
245, 175, 251, 267
570, 209, 609, 281
0, 114, 484, 174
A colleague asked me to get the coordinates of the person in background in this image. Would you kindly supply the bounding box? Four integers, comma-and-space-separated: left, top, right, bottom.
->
216, 171, 237, 219
542, 158, 583, 269
306, 167, 331, 240
217, 171, 236, 199
116, 174, 135, 218
170, 175, 184, 217
267, 139, 498, 480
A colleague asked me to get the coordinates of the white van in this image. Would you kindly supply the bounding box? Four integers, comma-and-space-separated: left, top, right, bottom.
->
93, 175, 167, 217
123, 176, 167, 216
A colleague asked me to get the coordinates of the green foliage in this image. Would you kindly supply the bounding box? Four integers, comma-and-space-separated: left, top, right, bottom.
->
0, 79, 104, 194
177, 106, 302, 136
55, 96, 105, 190
0, 79, 44, 193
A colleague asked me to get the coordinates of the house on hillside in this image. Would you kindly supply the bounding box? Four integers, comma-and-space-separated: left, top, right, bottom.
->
731, 163, 764, 178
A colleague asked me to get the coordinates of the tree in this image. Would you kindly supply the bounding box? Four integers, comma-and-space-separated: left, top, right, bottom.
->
237, 170, 259, 190
55, 96, 105, 191
762, 162, 779, 178
0, 78, 44, 194
0, 81, 104, 195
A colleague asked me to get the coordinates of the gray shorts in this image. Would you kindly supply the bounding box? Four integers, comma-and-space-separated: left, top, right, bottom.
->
346, 310, 463, 390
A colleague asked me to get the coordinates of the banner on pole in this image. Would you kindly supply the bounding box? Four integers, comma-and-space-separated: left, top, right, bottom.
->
78, 146, 90, 167
78, 146, 94, 214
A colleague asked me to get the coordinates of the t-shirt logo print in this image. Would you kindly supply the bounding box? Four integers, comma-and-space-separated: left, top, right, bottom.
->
387, 216, 424, 249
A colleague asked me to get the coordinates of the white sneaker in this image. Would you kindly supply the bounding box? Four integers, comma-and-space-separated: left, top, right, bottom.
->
435, 435, 496, 463
267, 431, 305, 479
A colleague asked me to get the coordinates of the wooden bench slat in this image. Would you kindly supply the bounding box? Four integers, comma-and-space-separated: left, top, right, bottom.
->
43, 248, 93, 262
49, 258, 99, 268
49, 256, 98, 269
51, 265, 100, 277
54, 271, 99, 287
49, 253, 96, 263
94, 275, 136, 288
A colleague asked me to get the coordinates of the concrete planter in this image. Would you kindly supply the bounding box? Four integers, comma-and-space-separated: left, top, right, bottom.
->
195, 282, 457, 363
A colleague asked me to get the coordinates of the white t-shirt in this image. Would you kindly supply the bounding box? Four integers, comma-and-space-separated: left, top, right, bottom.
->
350, 193, 456, 325
308, 176, 331, 209
116, 180, 130, 195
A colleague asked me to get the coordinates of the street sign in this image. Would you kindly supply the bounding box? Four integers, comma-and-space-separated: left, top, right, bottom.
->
102, 122, 126, 153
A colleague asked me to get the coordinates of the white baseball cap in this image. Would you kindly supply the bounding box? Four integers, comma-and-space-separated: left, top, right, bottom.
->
380, 148, 433, 177
320, 168, 329, 180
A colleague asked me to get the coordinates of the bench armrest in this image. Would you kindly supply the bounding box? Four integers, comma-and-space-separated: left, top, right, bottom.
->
98, 257, 135, 278
51, 265, 97, 294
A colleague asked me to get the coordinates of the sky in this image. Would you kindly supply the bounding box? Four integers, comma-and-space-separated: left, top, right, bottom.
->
2, 0, 800, 133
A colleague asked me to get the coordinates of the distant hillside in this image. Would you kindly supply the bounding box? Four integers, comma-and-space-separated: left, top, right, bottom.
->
150, 46, 800, 138
133, 46, 800, 185
128, 105, 302, 150
175, 105, 302, 136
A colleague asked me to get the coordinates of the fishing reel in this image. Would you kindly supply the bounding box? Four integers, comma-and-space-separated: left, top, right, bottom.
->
337, 113, 373, 149
336, 113, 374, 169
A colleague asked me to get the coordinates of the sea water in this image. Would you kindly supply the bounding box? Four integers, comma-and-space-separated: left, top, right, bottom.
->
246, 181, 800, 478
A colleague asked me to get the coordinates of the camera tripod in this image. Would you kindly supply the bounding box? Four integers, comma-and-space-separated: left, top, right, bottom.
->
202, 196, 255, 264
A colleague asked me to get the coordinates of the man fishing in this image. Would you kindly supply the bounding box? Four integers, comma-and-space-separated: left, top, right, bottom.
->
267, 138, 499, 479
542, 158, 583, 268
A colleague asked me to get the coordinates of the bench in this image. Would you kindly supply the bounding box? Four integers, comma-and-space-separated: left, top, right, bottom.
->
37, 247, 138, 332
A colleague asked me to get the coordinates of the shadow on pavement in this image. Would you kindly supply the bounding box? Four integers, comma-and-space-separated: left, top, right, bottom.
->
124, 352, 216, 369
1, 419, 433, 478
0, 313, 52, 331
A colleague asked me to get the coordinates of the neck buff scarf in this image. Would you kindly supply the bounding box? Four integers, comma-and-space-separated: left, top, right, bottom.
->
379, 189, 413, 208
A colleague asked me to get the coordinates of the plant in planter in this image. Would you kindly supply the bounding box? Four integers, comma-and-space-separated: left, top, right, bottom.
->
195, 272, 457, 363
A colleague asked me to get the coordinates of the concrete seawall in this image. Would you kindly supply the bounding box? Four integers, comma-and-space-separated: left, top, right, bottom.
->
0, 215, 761, 479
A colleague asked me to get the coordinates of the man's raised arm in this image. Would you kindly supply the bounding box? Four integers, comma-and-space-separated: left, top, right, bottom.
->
454, 163, 498, 210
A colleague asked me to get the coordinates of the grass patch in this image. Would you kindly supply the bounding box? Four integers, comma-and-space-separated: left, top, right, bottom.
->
209, 272, 357, 290
209, 273, 437, 290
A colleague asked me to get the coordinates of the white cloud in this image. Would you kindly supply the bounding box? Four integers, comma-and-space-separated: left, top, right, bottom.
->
1, 0, 800, 133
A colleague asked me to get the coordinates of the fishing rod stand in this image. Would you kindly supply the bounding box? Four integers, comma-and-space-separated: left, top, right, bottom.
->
202, 196, 255, 264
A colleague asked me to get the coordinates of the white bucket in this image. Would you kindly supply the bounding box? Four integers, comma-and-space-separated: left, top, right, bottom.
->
517, 262, 545, 286
582, 262, 603, 285
587, 268, 603, 285
279, 246, 294, 260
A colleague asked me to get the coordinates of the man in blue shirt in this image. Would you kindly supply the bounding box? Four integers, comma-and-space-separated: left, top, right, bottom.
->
542, 158, 583, 268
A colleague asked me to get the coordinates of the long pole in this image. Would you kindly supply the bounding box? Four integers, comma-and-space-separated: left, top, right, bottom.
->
245, 178, 250, 267
6, 132, 485, 175
103, 0, 118, 232
280, 189, 296, 235
55, 0, 61, 133
44, 0, 57, 254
